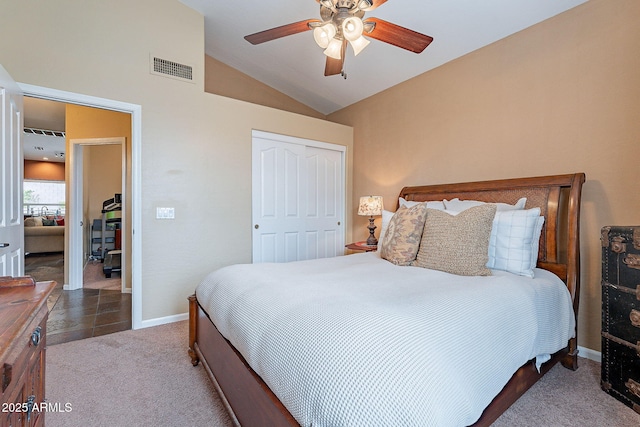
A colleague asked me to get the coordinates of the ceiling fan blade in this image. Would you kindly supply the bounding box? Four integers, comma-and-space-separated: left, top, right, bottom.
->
365, 18, 433, 53
324, 40, 347, 76
324, 56, 344, 76
245, 19, 320, 45
362, 0, 388, 11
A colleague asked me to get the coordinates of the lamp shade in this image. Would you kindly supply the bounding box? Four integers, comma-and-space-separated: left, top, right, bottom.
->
349, 35, 370, 56
342, 17, 364, 42
323, 37, 343, 59
313, 23, 337, 49
357, 196, 383, 216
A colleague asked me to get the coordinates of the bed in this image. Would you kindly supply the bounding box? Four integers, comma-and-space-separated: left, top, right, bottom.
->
189, 173, 585, 427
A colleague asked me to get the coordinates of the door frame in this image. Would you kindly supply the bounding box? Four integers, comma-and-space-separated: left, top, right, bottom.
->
18, 83, 143, 330
68, 137, 127, 293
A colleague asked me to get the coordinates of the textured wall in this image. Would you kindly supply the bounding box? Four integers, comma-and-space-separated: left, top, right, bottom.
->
328, 0, 640, 353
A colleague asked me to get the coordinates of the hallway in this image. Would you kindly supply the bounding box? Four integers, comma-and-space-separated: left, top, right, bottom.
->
25, 253, 131, 345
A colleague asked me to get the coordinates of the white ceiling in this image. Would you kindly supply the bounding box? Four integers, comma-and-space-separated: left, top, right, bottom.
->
23, 97, 66, 163
180, 0, 587, 115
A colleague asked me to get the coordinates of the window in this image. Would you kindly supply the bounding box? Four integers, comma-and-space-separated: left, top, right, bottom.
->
24, 180, 65, 217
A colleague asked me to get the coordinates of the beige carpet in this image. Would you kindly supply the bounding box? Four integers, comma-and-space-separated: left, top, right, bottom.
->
46, 321, 232, 427
46, 321, 640, 427
82, 260, 121, 290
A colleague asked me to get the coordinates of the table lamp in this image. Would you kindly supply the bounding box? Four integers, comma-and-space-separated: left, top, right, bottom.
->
357, 196, 383, 246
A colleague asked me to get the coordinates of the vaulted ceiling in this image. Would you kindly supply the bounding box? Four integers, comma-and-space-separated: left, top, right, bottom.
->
180, 0, 587, 115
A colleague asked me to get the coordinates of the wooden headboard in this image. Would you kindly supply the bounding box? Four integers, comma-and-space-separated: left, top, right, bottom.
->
398, 173, 585, 302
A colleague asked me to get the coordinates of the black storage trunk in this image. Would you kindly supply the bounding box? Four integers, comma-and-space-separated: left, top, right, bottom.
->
601, 226, 640, 415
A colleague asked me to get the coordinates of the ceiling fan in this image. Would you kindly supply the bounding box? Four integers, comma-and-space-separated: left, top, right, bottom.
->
244, 0, 433, 78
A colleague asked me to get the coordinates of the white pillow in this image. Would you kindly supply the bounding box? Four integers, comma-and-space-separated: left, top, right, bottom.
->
444, 197, 526, 212
376, 210, 395, 256
486, 208, 544, 278
399, 197, 445, 210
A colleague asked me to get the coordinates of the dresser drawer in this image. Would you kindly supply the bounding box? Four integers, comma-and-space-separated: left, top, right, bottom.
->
1, 303, 47, 399
1, 279, 55, 427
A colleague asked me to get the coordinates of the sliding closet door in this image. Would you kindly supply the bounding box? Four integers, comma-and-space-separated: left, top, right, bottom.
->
305, 146, 343, 259
252, 131, 345, 263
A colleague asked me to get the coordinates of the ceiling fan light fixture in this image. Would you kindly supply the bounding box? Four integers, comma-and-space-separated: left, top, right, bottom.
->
356, 0, 373, 10
324, 37, 343, 59
320, 0, 335, 9
349, 35, 370, 56
342, 16, 364, 42
313, 22, 337, 48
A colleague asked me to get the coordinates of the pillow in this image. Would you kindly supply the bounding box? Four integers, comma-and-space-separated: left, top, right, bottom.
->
56, 218, 65, 226
24, 217, 36, 227
42, 219, 57, 226
399, 197, 446, 211
376, 210, 394, 256
379, 204, 428, 266
413, 204, 496, 276
444, 197, 526, 212
486, 208, 545, 278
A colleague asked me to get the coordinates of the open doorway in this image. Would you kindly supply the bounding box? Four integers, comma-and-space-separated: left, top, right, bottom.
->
22, 97, 134, 344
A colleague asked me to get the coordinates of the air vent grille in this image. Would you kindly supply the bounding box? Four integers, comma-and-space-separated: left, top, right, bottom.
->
151, 56, 193, 82
24, 127, 65, 138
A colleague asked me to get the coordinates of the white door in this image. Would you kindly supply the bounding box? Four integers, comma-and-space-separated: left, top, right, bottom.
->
252, 131, 345, 263
305, 146, 343, 259
0, 65, 24, 276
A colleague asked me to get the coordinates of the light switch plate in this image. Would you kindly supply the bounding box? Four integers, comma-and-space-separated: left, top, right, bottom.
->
156, 207, 175, 219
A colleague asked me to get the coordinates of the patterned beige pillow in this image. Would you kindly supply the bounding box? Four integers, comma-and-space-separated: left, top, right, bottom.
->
413, 204, 497, 276
380, 204, 428, 266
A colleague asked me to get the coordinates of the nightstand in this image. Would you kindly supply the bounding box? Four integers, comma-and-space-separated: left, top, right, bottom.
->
345, 241, 377, 252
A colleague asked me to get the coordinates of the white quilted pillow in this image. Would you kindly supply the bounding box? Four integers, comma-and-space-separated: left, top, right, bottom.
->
486, 208, 545, 278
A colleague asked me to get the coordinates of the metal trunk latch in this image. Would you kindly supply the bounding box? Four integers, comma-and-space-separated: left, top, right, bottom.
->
623, 253, 640, 270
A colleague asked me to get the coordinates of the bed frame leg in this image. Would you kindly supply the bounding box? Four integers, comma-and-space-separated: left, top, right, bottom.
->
188, 294, 200, 366
561, 337, 579, 371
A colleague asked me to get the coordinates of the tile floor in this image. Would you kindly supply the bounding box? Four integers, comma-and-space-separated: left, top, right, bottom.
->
46, 287, 132, 345
25, 253, 132, 345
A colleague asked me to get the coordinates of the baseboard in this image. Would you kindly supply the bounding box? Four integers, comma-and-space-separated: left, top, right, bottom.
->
138, 312, 188, 329
578, 345, 601, 363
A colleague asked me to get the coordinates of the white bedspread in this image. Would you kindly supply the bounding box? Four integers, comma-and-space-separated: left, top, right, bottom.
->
196, 252, 575, 427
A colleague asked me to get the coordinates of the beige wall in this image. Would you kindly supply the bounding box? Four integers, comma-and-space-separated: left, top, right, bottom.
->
328, 0, 640, 352
205, 55, 326, 120
0, 0, 353, 323
24, 160, 65, 181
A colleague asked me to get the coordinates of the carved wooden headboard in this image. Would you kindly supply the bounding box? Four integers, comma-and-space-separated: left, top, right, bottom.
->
398, 173, 586, 306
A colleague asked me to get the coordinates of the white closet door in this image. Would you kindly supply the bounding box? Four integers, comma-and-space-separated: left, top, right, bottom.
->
0, 65, 24, 276
304, 146, 343, 259
252, 132, 344, 263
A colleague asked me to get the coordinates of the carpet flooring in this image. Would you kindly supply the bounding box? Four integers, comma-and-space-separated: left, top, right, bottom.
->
46, 321, 640, 427
46, 321, 232, 427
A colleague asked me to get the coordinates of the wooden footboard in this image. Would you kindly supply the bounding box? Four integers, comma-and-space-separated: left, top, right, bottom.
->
189, 294, 298, 426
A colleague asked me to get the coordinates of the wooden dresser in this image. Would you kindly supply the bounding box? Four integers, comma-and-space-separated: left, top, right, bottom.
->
0, 277, 56, 427
601, 226, 640, 415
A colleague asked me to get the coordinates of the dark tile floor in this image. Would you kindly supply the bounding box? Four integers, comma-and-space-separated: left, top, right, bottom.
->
25, 253, 132, 345
46, 287, 132, 345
